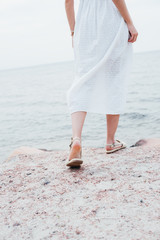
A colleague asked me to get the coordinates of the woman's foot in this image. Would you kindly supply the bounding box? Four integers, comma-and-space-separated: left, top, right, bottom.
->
106, 139, 126, 154
68, 137, 82, 160
66, 137, 83, 167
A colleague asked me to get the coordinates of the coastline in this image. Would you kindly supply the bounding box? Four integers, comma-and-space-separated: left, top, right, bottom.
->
1, 50, 160, 164
1, 138, 160, 239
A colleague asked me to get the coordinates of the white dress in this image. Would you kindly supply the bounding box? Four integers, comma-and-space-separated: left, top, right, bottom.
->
66, 0, 133, 115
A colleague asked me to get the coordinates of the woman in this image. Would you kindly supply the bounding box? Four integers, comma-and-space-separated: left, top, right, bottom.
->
65, 0, 138, 167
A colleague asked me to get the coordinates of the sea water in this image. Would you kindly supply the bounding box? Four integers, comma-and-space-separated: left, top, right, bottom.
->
0, 51, 160, 163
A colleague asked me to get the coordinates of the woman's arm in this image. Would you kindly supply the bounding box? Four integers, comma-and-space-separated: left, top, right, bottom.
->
65, 0, 75, 35
65, 0, 75, 47
112, 0, 138, 43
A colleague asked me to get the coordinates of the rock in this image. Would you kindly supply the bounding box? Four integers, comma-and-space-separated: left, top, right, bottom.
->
130, 138, 160, 147
130, 139, 147, 147
1, 138, 160, 239
13, 222, 21, 227
43, 180, 50, 185
6, 146, 45, 162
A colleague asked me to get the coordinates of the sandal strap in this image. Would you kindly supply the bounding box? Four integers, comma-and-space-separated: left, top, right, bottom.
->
73, 136, 81, 141
106, 143, 115, 147
115, 139, 123, 146
69, 136, 81, 148
106, 140, 123, 147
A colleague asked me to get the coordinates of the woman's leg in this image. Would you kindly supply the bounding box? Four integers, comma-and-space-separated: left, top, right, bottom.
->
71, 111, 87, 138
106, 114, 120, 149
68, 111, 87, 160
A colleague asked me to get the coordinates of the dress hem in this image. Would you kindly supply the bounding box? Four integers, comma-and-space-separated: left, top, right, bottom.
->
68, 108, 126, 115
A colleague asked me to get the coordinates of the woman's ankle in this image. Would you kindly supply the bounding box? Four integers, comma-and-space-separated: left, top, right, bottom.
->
72, 136, 82, 145
71, 136, 82, 148
106, 137, 115, 145
72, 135, 81, 140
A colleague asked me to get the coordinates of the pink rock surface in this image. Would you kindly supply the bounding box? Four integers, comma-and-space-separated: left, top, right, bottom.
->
0, 139, 160, 239
6, 146, 45, 162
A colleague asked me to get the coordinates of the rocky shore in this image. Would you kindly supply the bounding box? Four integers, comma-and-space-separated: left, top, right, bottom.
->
0, 139, 160, 239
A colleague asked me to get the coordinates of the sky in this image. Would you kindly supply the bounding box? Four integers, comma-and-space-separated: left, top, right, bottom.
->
0, 0, 160, 70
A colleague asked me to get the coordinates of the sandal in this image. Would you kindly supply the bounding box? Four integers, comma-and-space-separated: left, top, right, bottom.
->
106, 139, 126, 154
66, 136, 83, 167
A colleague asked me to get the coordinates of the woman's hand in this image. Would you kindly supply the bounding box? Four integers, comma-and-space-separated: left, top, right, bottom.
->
112, 0, 138, 43
127, 23, 138, 43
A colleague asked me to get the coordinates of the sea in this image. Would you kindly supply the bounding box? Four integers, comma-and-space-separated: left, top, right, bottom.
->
0, 50, 160, 163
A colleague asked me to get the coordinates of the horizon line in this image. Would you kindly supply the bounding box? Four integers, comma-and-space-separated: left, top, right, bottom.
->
0, 49, 160, 73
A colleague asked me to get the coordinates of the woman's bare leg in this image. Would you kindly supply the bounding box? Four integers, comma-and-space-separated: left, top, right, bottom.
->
68, 111, 87, 160
71, 111, 87, 138
106, 114, 120, 150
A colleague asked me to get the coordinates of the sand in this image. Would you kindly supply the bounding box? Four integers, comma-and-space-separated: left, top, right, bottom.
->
0, 139, 160, 239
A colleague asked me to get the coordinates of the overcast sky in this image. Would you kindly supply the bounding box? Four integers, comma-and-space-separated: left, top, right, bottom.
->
0, 0, 160, 70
